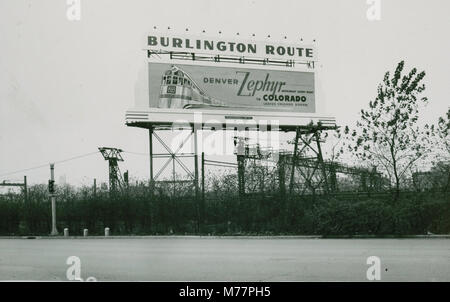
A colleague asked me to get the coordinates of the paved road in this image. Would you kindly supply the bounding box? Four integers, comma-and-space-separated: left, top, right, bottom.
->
0, 238, 449, 281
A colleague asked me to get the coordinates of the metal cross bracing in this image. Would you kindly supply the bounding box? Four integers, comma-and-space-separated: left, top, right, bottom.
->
243, 126, 332, 197
147, 123, 382, 200
147, 50, 315, 70
148, 126, 199, 198
98, 147, 125, 193
239, 126, 385, 197
198, 126, 335, 198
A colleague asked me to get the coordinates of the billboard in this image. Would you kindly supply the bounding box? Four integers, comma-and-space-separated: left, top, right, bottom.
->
148, 62, 315, 113
146, 33, 317, 62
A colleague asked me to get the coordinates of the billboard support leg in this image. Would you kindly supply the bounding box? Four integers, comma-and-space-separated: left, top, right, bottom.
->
194, 127, 199, 199
149, 126, 154, 194
201, 151, 205, 203
315, 131, 329, 196
193, 127, 202, 231
278, 153, 286, 196
172, 153, 176, 196
237, 154, 246, 197
289, 127, 300, 194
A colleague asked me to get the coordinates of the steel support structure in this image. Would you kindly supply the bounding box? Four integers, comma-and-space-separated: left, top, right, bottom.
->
0, 176, 27, 202
278, 153, 287, 196
149, 126, 154, 193
237, 154, 246, 197
283, 126, 332, 196
147, 126, 198, 198
98, 147, 124, 193
239, 125, 336, 197
144, 123, 352, 201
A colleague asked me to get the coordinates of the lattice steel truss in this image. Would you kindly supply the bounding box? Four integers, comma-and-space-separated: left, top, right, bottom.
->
241, 125, 384, 196
98, 147, 124, 193
148, 126, 199, 197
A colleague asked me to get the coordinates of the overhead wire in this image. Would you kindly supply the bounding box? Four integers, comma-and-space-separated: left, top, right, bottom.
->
0, 151, 101, 177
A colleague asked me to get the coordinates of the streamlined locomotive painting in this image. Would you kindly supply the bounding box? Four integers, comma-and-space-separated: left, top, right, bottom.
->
158, 65, 228, 109
149, 62, 316, 113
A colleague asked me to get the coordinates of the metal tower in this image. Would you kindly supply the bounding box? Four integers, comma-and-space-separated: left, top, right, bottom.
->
0, 176, 28, 202
98, 147, 124, 192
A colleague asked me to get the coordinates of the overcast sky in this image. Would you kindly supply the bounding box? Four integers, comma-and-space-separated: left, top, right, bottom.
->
0, 0, 449, 187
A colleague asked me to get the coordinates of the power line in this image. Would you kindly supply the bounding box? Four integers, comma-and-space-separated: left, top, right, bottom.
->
123, 150, 149, 156
0, 151, 101, 177
0, 163, 48, 178
53, 151, 100, 164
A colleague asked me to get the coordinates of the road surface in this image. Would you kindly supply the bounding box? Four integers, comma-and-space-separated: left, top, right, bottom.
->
0, 237, 449, 281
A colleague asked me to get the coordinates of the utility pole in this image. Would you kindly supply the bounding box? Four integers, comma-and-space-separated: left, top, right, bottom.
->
124, 171, 129, 188
49, 163, 58, 236
234, 136, 247, 197
23, 175, 28, 203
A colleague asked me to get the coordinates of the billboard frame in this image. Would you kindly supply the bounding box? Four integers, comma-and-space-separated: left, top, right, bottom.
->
126, 31, 338, 205
126, 108, 336, 132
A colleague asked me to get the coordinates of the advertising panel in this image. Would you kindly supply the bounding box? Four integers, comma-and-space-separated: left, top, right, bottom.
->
148, 62, 315, 113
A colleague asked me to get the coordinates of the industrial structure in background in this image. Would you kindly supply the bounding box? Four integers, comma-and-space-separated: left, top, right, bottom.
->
200, 125, 385, 200
98, 147, 129, 193
0, 176, 28, 202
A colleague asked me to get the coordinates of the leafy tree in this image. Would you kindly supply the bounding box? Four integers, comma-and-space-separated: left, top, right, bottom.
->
436, 108, 450, 156
345, 61, 432, 198
428, 109, 450, 191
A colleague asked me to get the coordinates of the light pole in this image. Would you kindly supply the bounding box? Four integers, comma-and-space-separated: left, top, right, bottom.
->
50, 163, 58, 236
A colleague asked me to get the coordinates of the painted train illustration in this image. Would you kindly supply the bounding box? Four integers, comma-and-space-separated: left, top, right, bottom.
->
158, 65, 228, 109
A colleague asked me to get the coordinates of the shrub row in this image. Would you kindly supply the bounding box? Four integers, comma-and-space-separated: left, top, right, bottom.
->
0, 187, 448, 236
